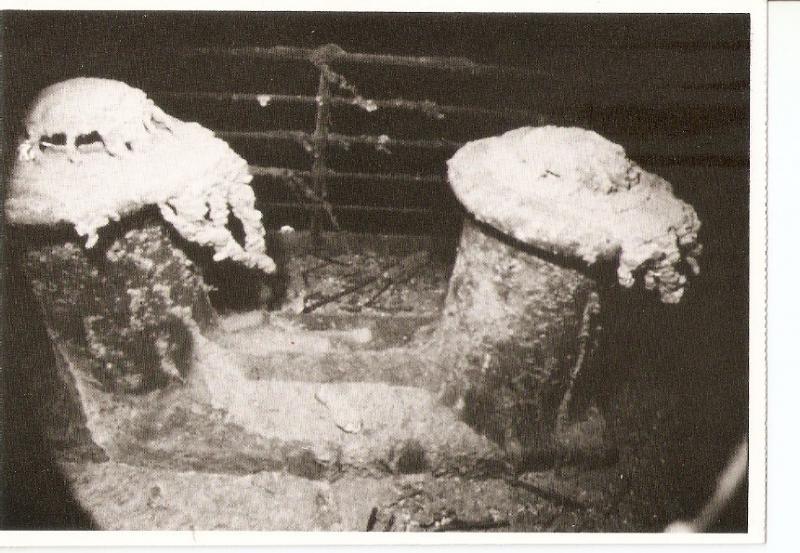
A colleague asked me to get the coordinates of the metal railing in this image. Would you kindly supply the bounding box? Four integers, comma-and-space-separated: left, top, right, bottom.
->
155, 44, 549, 233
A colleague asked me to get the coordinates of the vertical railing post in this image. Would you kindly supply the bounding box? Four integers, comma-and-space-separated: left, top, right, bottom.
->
310, 66, 331, 236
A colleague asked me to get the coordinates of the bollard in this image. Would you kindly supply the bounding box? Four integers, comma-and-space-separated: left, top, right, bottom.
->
437, 126, 703, 465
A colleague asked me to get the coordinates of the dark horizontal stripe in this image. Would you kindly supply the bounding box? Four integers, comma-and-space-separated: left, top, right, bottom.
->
634, 155, 749, 168
261, 202, 435, 215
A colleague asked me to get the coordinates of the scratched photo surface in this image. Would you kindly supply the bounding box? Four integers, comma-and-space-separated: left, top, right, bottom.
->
1, 11, 750, 534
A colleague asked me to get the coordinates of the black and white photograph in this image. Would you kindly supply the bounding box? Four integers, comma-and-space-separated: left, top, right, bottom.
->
0, 1, 768, 545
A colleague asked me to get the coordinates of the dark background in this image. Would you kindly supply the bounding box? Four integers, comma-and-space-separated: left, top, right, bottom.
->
1, 11, 749, 232
1, 11, 750, 530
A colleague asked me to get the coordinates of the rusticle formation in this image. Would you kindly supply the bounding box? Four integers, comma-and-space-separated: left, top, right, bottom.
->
446, 126, 702, 304
5, 77, 275, 274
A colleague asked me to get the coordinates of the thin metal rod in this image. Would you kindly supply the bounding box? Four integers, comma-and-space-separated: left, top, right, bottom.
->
249, 166, 446, 186
175, 45, 547, 79
329, 133, 461, 150
217, 130, 462, 151
310, 68, 332, 234
154, 90, 545, 122
218, 129, 308, 142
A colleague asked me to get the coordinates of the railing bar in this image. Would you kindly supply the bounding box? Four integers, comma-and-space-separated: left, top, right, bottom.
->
156, 90, 747, 118
156, 91, 316, 105
172, 45, 548, 79
329, 133, 462, 150
4, 37, 750, 63
325, 171, 446, 185
220, 130, 308, 141
250, 166, 446, 185
249, 166, 305, 178
218, 130, 462, 150
154, 90, 545, 121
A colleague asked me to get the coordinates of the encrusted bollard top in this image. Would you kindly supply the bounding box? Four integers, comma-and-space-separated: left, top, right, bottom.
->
447, 126, 702, 303
5, 77, 276, 274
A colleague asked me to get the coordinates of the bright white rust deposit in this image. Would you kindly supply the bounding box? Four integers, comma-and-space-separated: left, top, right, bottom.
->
447, 126, 702, 303
5, 77, 275, 274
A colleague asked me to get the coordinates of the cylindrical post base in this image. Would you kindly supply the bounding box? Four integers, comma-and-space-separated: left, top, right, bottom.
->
436, 218, 606, 461
16, 223, 216, 395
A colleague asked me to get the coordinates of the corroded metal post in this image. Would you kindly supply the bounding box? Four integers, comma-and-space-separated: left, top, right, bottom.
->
437, 218, 603, 461
436, 126, 703, 465
310, 66, 332, 235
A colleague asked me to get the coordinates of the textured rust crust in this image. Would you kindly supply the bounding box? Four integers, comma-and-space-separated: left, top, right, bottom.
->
20, 224, 215, 394
447, 126, 702, 304
436, 218, 607, 462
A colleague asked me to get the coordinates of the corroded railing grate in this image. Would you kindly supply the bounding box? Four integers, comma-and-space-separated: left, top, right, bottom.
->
155, 44, 551, 234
